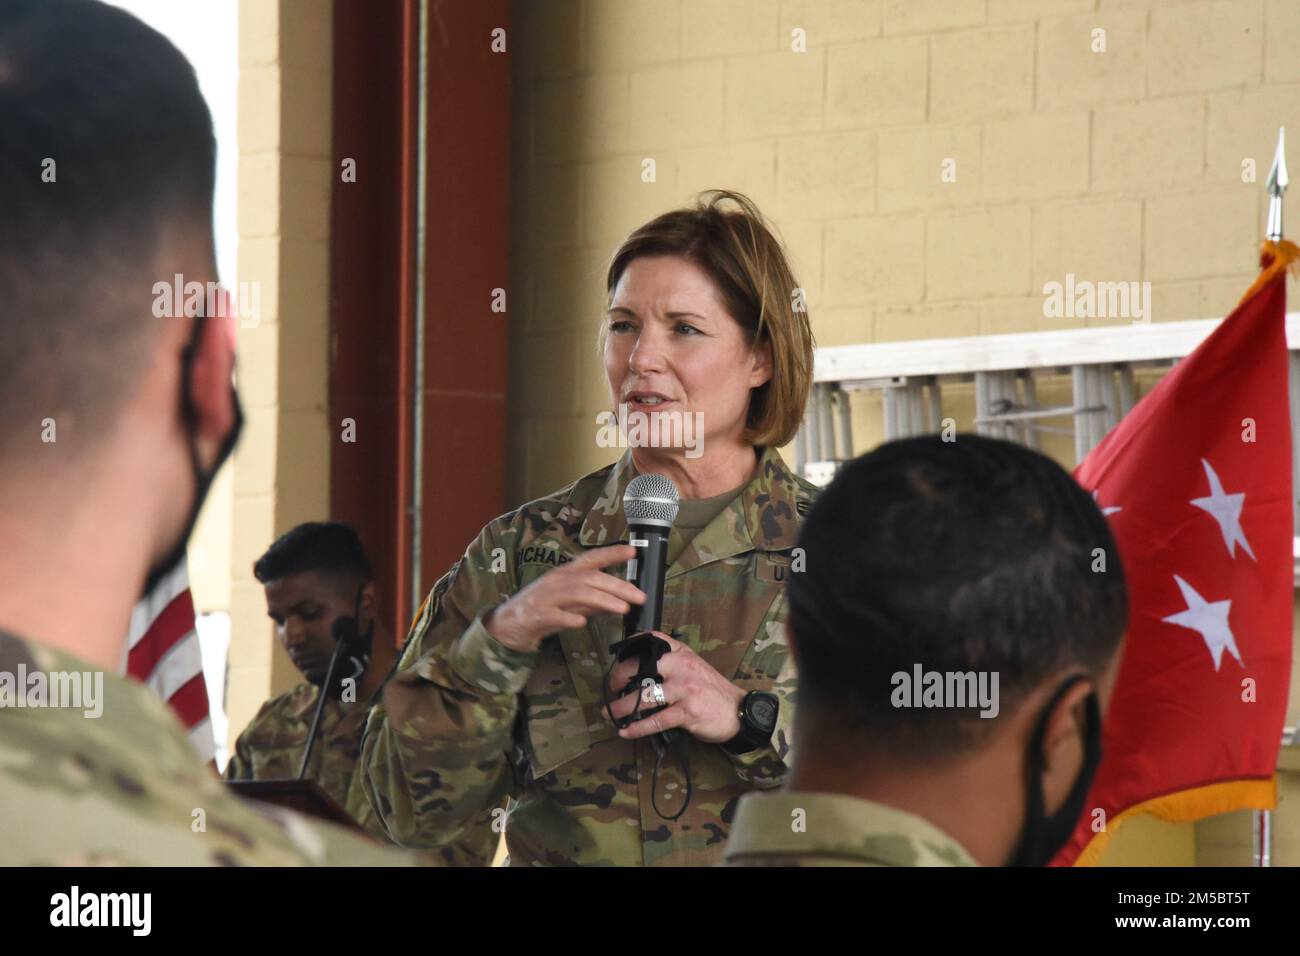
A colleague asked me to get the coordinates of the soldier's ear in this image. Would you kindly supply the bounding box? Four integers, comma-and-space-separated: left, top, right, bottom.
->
359, 582, 378, 614
748, 339, 773, 389
1037, 678, 1094, 816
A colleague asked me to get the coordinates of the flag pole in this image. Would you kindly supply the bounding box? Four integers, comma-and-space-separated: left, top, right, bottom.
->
1266, 127, 1287, 242
1253, 127, 1287, 867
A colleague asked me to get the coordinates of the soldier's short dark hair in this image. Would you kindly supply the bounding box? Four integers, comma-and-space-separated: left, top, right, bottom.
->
605, 190, 815, 449
0, 0, 216, 456
254, 522, 375, 592
787, 434, 1128, 759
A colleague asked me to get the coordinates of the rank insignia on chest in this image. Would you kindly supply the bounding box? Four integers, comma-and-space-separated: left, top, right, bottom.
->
754, 553, 792, 583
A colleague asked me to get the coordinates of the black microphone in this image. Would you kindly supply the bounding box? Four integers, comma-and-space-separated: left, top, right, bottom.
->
297, 634, 351, 780
622, 473, 680, 637
297, 594, 372, 780
611, 474, 695, 821
607, 474, 680, 732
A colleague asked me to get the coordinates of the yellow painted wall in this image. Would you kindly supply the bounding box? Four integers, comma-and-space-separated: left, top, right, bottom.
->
510, 0, 1300, 864
225, 0, 335, 754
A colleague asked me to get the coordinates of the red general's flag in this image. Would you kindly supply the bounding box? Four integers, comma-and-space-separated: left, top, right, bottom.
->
1054, 241, 1297, 866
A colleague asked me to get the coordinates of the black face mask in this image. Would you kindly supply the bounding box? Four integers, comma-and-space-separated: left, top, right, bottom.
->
318, 584, 375, 693
141, 316, 245, 598
1005, 674, 1102, 867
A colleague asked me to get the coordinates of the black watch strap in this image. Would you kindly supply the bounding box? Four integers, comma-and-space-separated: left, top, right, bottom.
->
722, 691, 779, 755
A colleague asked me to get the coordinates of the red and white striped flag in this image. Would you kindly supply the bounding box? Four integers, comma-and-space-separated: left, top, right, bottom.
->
125, 560, 216, 763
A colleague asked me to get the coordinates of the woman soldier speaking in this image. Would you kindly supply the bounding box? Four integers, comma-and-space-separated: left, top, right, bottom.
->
362, 191, 818, 866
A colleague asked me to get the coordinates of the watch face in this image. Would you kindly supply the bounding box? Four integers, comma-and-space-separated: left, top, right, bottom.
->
748, 694, 778, 733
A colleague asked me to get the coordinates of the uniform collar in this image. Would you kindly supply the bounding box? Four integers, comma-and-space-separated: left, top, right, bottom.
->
724, 790, 979, 867
0, 628, 95, 679
577, 447, 805, 573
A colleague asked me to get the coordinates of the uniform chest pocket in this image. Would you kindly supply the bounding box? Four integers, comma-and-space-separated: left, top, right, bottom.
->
663, 558, 785, 680
519, 630, 613, 779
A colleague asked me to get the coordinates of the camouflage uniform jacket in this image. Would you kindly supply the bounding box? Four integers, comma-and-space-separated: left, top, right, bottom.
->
362, 446, 818, 865
0, 630, 413, 865
723, 790, 979, 866
226, 682, 383, 838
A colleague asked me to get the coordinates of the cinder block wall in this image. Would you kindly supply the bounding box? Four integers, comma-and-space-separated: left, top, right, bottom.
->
227, 0, 335, 750
510, 0, 1300, 864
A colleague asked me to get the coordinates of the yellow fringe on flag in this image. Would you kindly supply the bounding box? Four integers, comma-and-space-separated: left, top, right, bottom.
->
1236, 238, 1300, 306
1073, 777, 1277, 866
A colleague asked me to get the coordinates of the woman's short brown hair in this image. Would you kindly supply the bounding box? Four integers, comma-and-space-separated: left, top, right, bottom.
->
604, 190, 815, 449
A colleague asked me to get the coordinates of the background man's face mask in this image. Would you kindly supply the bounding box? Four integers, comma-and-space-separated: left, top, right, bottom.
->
1006, 674, 1102, 867
322, 585, 375, 692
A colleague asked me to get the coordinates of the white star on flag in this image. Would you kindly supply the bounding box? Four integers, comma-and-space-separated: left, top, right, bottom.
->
1190, 458, 1255, 560
1161, 574, 1243, 671
1091, 489, 1122, 516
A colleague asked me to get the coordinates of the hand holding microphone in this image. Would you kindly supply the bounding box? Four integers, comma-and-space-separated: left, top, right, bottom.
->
605, 631, 747, 743
484, 472, 674, 655
482, 472, 747, 746
603, 474, 746, 744
484, 545, 646, 654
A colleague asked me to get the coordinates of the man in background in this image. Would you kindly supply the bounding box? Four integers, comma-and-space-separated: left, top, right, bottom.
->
724, 435, 1128, 866
226, 520, 499, 862
227, 522, 397, 836
0, 0, 407, 865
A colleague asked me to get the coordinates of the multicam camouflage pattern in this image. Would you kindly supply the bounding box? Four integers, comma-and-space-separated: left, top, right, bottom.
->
362, 446, 818, 866
0, 631, 414, 866
226, 682, 385, 838
723, 790, 979, 867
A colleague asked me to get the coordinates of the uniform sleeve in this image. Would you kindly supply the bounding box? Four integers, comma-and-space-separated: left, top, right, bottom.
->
721, 650, 796, 789
360, 520, 533, 852
223, 698, 277, 781
224, 734, 253, 781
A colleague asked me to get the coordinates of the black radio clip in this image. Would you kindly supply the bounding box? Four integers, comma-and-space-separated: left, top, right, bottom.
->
605, 629, 673, 730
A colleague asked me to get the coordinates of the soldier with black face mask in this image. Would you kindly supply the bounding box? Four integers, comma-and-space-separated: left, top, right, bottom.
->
723, 434, 1127, 867
0, 0, 415, 867
226, 523, 395, 836
226, 521, 501, 863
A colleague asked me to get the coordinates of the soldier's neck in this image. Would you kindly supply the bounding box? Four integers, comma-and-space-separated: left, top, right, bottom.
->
788, 729, 1022, 867
0, 477, 149, 672
630, 441, 759, 501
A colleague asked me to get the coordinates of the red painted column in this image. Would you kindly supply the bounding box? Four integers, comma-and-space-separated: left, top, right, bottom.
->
330, 0, 510, 638
416, 0, 511, 604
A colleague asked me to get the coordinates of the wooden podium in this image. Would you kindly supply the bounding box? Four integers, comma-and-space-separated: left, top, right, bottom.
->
227, 779, 364, 832
227, 630, 371, 832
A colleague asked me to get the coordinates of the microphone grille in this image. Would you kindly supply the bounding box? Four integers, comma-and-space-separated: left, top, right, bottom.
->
623, 473, 680, 526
